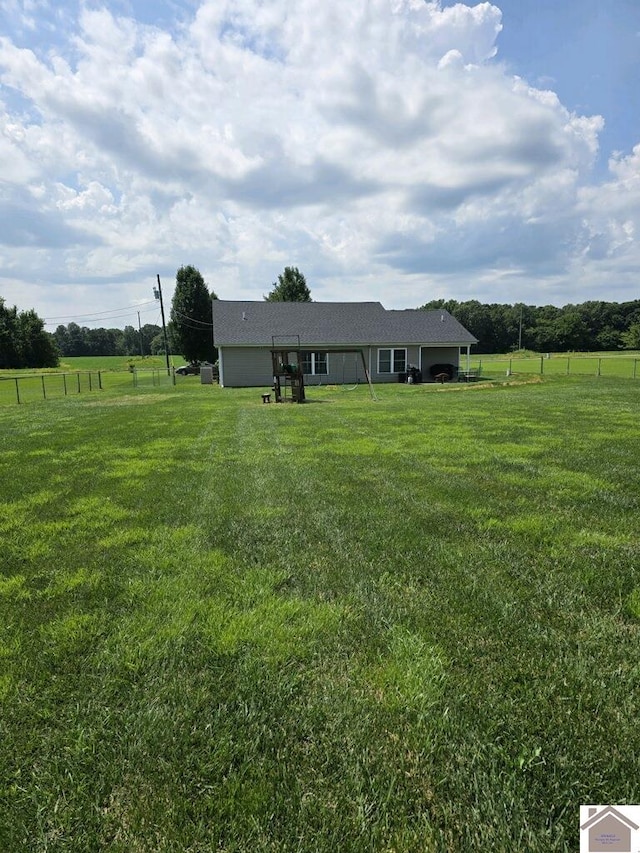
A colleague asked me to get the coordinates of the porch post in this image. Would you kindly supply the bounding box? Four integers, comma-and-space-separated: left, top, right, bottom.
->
218, 348, 225, 387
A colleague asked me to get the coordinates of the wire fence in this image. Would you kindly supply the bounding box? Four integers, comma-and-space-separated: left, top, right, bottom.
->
0, 371, 106, 405
0, 367, 182, 406
131, 367, 175, 388
468, 355, 640, 380
1, 357, 637, 404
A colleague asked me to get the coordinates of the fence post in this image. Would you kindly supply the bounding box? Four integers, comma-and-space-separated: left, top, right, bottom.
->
41, 375, 46, 400
63, 374, 67, 396
98, 370, 102, 390
15, 378, 20, 404
89, 372, 92, 392
540, 356, 544, 375
77, 373, 81, 393
567, 357, 570, 375
597, 358, 601, 377
635, 360, 638, 380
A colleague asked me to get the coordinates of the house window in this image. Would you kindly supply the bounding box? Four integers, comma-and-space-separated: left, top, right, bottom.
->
378, 348, 406, 374
301, 352, 328, 375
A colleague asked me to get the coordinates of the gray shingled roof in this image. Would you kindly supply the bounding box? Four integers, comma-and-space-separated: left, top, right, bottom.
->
212, 301, 477, 346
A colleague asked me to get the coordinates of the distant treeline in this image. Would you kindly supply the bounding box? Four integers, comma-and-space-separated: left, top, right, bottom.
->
420, 299, 640, 354
0, 298, 59, 369
52, 322, 171, 357
5, 297, 640, 370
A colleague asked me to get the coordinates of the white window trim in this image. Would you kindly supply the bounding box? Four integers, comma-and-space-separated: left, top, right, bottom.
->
302, 351, 329, 376
377, 347, 407, 374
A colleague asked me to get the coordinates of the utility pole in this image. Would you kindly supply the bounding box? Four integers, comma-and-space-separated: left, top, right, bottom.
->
518, 304, 523, 351
137, 311, 144, 357
154, 274, 171, 374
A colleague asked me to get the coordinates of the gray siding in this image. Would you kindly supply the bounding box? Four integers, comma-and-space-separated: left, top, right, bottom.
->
372, 344, 420, 383
219, 347, 273, 387
220, 346, 371, 388
420, 346, 460, 380
303, 349, 364, 386
219, 344, 462, 387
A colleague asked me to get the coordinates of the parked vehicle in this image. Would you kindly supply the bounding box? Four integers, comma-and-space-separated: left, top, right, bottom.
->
175, 363, 200, 375
175, 361, 218, 378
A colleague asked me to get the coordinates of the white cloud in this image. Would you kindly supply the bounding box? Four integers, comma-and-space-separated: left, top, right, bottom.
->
0, 111, 40, 182
571, 145, 640, 284
0, 0, 638, 322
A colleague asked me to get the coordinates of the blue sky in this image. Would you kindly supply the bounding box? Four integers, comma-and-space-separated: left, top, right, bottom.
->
1, 0, 639, 329
494, 0, 640, 170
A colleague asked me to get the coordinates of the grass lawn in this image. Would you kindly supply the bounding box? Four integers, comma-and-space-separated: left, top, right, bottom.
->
1, 377, 638, 851
0, 357, 181, 405
58, 355, 182, 372
470, 352, 640, 380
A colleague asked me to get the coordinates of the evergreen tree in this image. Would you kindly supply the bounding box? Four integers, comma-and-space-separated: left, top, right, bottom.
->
170, 266, 217, 362
264, 267, 312, 302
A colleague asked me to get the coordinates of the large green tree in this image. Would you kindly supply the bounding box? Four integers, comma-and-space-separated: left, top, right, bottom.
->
0, 299, 58, 368
170, 265, 217, 362
621, 322, 640, 349
264, 266, 312, 302
140, 324, 164, 355
0, 300, 21, 368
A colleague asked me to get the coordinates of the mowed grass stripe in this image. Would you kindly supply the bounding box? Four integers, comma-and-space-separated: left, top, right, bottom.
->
0, 378, 638, 851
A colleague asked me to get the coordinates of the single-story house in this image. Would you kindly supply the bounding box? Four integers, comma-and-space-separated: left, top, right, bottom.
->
211, 300, 477, 388
580, 806, 639, 852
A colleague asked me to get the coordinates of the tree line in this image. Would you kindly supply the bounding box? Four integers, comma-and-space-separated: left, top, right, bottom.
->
420, 299, 640, 354
8, 264, 639, 370
1, 263, 312, 369
0, 298, 59, 369
52, 322, 166, 358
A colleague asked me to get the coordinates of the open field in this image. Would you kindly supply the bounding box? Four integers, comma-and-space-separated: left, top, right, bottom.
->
1, 377, 639, 851
477, 350, 640, 360
59, 355, 182, 372
2, 350, 639, 407
468, 353, 640, 380
0, 356, 184, 405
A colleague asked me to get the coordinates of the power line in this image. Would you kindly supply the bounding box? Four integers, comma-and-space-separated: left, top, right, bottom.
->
173, 318, 214, 331
44, 302, 214, 331
172, 309, 213, 327
44, 308, 160, 328
44, 300, 157, 324
175, 321, 214, 332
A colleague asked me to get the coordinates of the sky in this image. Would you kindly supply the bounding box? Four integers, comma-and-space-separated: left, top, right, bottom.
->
1, 0, 639, 330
